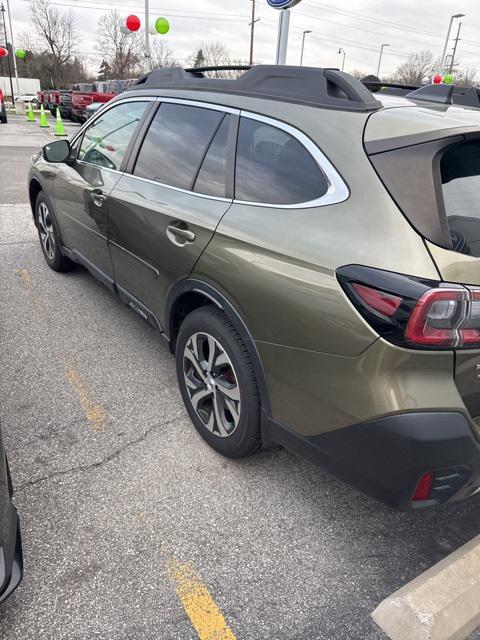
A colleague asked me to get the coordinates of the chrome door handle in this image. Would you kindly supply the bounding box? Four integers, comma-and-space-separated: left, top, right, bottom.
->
90, 191, 107, 207
166, 225, 196, 243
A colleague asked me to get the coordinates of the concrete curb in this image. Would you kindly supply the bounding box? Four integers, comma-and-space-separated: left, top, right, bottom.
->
372, 533, 480, 640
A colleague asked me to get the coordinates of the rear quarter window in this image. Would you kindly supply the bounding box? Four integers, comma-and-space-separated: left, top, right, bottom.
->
235, 117, 329, 205
441, 141, 480, 256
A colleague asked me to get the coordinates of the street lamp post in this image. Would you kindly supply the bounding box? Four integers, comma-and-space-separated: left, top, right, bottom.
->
376, 43, 390, 78
144, 0, 151, 72
338, 47, 345, 72
300, 29, 311, 66
440, 13, 465, 73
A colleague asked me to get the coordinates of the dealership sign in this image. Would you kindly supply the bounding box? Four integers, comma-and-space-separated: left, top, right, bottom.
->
267, 0, 303, 8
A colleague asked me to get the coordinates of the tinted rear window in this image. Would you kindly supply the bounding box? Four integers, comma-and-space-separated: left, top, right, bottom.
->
194, 115, 230, 198
441, 141, 480, 256
134, 103, 223, 191
235, 118, 328, 205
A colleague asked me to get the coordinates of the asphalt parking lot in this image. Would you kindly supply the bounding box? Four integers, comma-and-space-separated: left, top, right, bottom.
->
1, 113, 480, 640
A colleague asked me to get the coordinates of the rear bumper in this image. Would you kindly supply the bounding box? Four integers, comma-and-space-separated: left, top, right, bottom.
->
268, 411, 480, 509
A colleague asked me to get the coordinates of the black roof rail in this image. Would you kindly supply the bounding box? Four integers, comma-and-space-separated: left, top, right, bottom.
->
185, 65, 252, 75
361, 81, 420, 93
127, 65, 382, 112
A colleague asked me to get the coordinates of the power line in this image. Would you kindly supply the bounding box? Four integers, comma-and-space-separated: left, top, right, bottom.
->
18, 0, 250, 19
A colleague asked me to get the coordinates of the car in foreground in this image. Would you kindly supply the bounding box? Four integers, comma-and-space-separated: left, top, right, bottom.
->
27, 65, 480, 509
0, 424, 22, 604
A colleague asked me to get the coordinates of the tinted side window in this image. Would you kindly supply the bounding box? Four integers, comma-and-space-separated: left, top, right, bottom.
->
194, 115, 230, 198
235, 118, 328, 205
78, 101, 148, 171
441, 141, 480, 256
134, 103, 223, 190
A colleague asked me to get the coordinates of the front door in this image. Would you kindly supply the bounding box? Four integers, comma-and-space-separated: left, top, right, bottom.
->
52, 100, 151, 284
108, 101, 237, 328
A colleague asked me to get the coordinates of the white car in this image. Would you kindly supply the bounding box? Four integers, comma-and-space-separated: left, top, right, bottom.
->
15, 94, 39, 107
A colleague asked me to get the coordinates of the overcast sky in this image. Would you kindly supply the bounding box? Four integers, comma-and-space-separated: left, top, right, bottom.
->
7, 0, 480, 78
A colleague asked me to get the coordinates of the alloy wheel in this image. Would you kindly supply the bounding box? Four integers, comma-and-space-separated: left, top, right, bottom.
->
37, 202, 56, 260
183, 332, 241, 437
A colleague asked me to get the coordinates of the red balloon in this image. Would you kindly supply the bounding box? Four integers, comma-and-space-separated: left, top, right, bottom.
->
126, 14, 141, 31
433, 74, 442, 84
0, 47, 8, 58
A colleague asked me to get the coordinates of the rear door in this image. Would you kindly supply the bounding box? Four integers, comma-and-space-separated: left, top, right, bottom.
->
52, 99, 151, 284
108, 99, 237, 328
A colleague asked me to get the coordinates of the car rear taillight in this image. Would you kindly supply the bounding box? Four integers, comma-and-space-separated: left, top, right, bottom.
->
337, 265, 480, 350
404, 288, 468, 347
351, 283, 402, 317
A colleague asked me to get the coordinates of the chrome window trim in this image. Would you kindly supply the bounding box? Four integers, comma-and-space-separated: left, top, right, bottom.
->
119, 172, 231, 203
71, 95, 348, 208
70, 96, 156, 147
234, 110, 349, 209
152, 96, 240, 115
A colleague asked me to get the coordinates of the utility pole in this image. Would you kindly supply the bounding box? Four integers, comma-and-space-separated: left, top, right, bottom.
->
249, 0, 260, 66
338, 47, 346, 72
376, 43, 390, 78
0, 3, 14, 103
440, 13, 464, 73
449, 21, 462, 74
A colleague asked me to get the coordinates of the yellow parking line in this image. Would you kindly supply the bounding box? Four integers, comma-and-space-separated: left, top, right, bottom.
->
166, 556, 237, 640
15, 269, 107, 430
63, 356, 107, 430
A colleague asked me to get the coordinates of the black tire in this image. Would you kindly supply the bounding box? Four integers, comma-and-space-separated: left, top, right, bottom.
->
35, 192, 75, 272
176, 306, 261, 458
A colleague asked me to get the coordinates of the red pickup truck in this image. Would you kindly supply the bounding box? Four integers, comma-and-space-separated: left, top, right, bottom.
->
71, 83, 114, 123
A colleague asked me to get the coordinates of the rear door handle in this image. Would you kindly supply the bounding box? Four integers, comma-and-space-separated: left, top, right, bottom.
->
166, 224, 196, 243
90, 191, 107, 207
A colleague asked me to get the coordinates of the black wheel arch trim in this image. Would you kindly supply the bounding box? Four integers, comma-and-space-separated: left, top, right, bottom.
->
166, 278, 273, 421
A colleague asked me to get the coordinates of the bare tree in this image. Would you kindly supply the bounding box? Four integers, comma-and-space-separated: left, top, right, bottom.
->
97, 10, 142, 78
28, 0, 78, 86
186, 41, 247, 77
150, 40, 178, 68
452, 67, 477, 88
393, 50, 435, 85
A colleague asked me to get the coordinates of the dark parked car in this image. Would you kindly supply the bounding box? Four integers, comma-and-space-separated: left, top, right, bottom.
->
0, 424, 22, 604
27, 65, 480, 509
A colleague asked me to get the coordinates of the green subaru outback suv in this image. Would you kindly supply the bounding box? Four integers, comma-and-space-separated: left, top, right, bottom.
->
28, 66, 480, 509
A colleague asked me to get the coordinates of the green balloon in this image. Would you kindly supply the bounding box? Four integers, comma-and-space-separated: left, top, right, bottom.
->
15, 48, 26, 59
155, 17, 170, 34
443, 74, 454, 85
